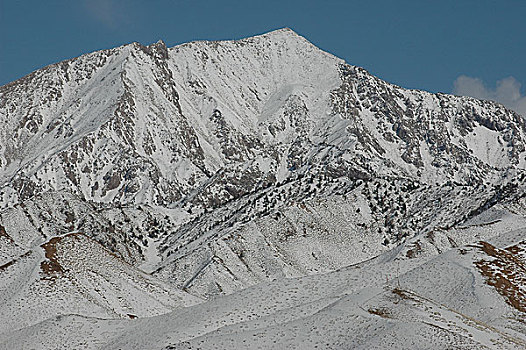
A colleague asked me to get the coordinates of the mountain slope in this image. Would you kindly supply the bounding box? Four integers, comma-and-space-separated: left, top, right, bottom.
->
3, 206, 525, 349
0, 202, 199, 336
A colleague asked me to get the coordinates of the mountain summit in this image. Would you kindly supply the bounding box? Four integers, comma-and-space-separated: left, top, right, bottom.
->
1, 29, 526, 349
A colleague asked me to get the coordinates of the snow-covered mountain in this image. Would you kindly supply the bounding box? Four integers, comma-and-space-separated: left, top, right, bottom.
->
1, 28, 525, 349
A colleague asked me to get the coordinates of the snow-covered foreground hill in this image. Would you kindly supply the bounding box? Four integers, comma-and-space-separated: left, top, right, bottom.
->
1, 28, 526, 349
2, 204, 526, 349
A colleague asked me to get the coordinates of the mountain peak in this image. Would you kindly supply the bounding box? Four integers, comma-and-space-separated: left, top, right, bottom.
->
254, 27, 308, 42
265, 27, 299, 36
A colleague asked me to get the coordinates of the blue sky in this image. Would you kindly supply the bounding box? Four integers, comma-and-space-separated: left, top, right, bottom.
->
1, 0, 525, 113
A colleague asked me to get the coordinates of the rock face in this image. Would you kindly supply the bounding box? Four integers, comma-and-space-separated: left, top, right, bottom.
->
1, 29, 526, 349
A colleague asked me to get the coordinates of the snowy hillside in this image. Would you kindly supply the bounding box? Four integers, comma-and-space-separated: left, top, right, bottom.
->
3, 205, 526, 349
1, 28, 526, 349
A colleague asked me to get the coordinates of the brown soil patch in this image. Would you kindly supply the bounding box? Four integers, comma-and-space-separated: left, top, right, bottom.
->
40, 236, 65, 278
474, 241, 526, 313
0, 224, 14, 242
367, 307, 391, 318
297, 202, 312, 213
39, 232, 119, 279
406, 240, 423, 258
506, 242, 526, 260
0, 260, 16, 272
392, 287, 417, 301
0, 251, 32, 272
39, 233, 84, 278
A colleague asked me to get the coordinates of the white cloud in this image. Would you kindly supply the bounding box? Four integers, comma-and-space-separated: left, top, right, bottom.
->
453, 75, 526, 117
83, 0, 121, 27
